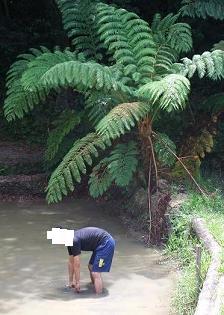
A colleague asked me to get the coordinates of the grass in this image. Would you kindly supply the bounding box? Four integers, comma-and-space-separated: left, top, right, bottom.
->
167, 179, 224, 314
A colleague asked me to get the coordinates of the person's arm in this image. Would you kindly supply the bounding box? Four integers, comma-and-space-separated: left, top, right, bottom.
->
68, 256, 74, 287
73, 255, 81, 292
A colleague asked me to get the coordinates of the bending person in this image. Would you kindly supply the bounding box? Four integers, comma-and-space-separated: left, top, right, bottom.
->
48, 226, 115, 294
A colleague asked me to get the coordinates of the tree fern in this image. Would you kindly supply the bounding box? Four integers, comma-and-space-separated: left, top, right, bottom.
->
173, 50, 224, 79
138, 74, 190, 112
180, 0, 224, 20
5, 0, 224, 204
45, 109, 82, 162
46, 133, 111, 203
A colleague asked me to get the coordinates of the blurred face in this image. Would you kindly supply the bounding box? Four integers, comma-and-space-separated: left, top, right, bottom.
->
47, 228, 74, 246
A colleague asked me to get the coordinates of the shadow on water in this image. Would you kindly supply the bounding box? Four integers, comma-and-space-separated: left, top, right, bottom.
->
0, 199, 175, 315
43, 284, 109, 301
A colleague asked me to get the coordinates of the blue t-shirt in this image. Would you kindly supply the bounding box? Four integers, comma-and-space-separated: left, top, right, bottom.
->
67, 227, 111, 256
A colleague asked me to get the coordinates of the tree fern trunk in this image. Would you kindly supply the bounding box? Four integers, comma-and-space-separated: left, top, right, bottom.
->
138, 116, 152, 176
138, 117, 169, 245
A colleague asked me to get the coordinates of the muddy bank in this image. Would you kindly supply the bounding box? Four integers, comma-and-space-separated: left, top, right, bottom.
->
0, 199, 176, 315
0, 141, 43, 166
0, 141, 46, 198
0, 173, 47, 197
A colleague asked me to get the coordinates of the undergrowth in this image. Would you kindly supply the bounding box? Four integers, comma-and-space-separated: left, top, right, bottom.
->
167, 178, 224, 314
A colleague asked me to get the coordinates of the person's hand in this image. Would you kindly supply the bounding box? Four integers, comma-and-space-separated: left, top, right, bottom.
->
74, 282, 80, 293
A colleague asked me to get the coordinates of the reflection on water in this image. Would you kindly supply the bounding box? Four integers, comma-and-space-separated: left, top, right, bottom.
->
0, 199, 175, 315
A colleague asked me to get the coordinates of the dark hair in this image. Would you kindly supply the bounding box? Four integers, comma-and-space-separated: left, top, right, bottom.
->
55, 225, 68, 229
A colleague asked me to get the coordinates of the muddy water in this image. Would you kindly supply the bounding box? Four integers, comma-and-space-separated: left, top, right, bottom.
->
0, 199, 176, 315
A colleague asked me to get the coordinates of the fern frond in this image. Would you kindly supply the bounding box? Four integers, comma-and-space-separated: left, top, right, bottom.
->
212, 40, 224, 51
151, 13, 192, 53
45, 109, 81, 162
173, 50, 224, 79
96, 102, 150, 140
107, 141, 139, 187
21, 50, 82, 91
96, 3, 156, 83
56, 0, 102, 59
138, 74, 190, 112
152, 45, 178, 76
88, 141, 139, 197
88, 158, 113, 197
46, 133, 111, 203
4, 46, 51, 121
41, 60, 130, 94
85, 92, 118, 127
180, 0, 224, 20
153, 133, 176, 166
200, 93, 224, 114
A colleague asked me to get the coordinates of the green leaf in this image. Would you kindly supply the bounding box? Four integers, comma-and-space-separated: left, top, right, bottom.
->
45, 109, 82, 162
138, 74, 190, 112
154, 133, 176, 167
96, 102, 150, 140
108, 141, 139, 187
46, 133, 111, 203
88, 158, 113, 197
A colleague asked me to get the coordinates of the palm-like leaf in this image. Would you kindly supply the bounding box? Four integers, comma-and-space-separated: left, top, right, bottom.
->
88, 141, 139, 197
4, 47, 51, 121
96, 102, 150, 140
107, 141, 139, 187
88, 158, 113, 197
180, 0, 224, 20
45, 109, 82, 162
4, 49, 78, 121
138, 74, 190, 112
151, 13, 192, 53
56, 0, 101, 59
173, 50, 224, 79
41, 60, 129, 94
46, 133, 111, 203
85, 92, 118, 127
154, 133, 176, 167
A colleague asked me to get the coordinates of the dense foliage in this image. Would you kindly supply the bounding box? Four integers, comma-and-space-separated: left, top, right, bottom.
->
2, 0, 224, 204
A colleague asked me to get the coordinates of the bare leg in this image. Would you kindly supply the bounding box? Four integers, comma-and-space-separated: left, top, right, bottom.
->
92, 272, 103, 294
88, 264, 94, 285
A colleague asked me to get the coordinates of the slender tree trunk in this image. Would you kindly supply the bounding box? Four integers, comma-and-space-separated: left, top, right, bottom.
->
138, 117, 159, 244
